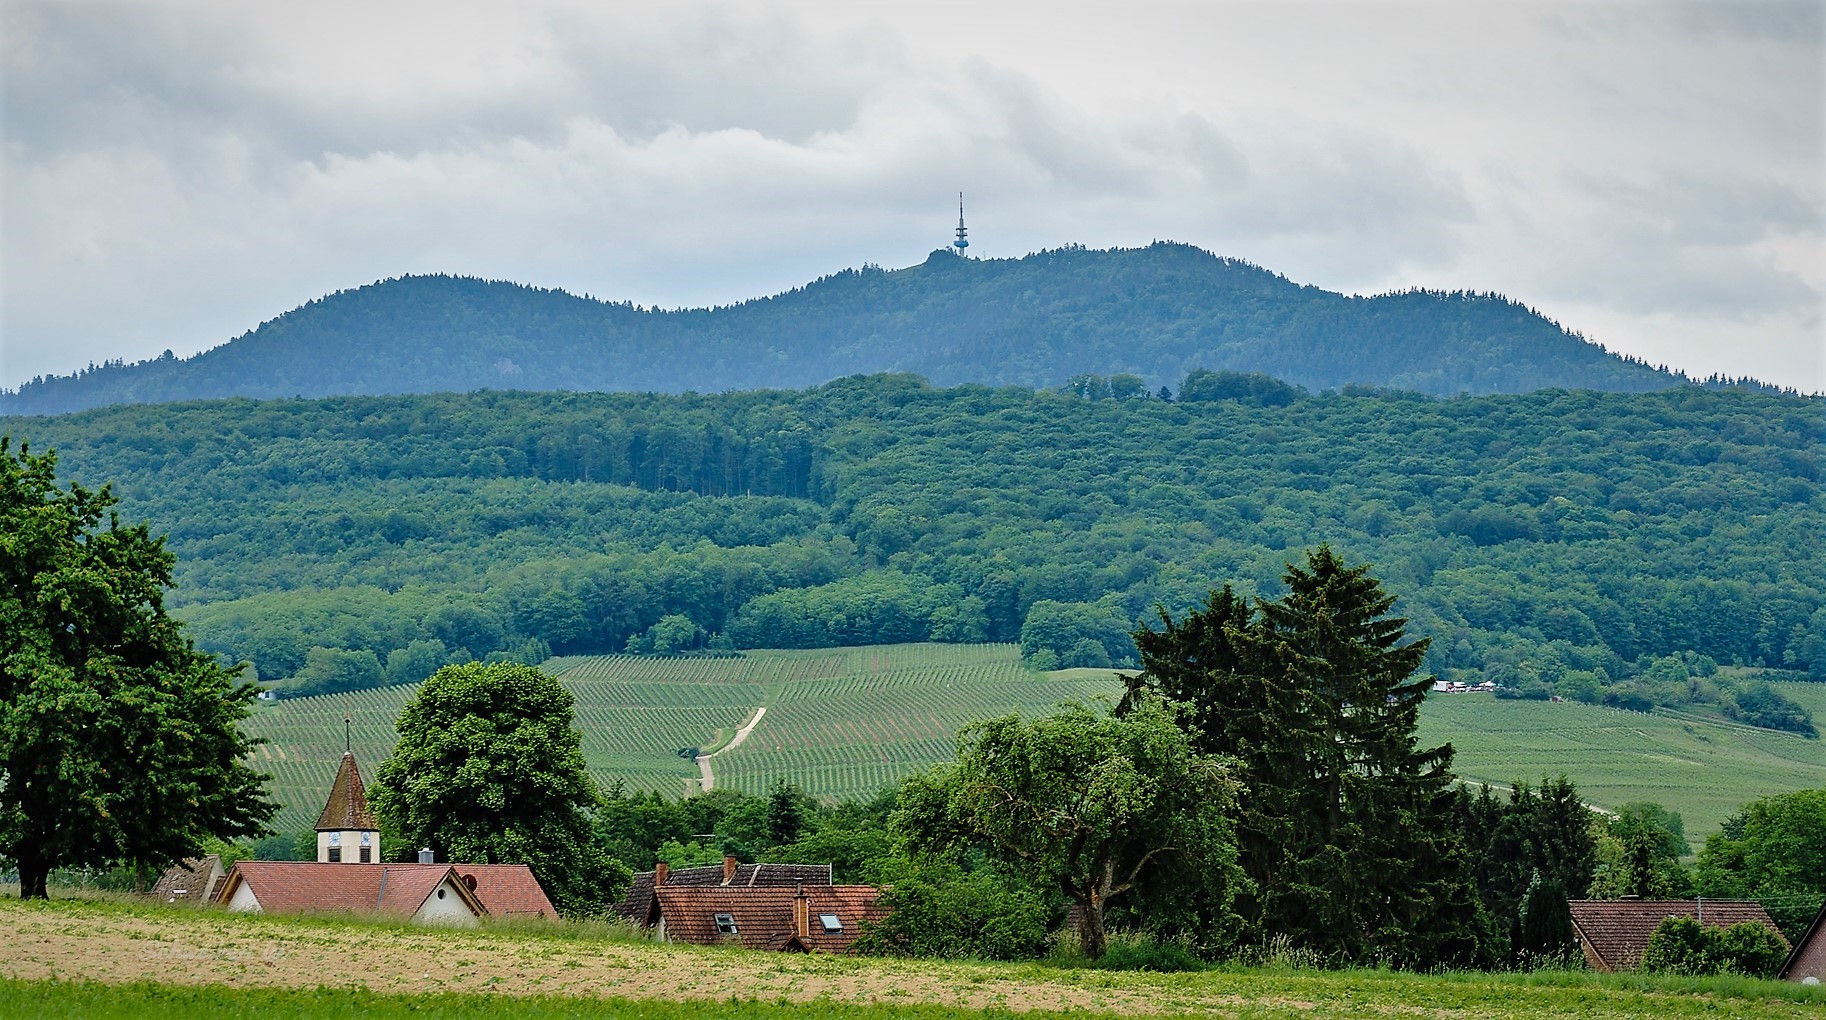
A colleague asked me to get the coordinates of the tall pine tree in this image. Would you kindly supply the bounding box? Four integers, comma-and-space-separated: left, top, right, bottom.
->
1127, 546, 1490, 966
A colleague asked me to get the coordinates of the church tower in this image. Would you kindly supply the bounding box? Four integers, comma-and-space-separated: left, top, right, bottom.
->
315, 717, 380, 863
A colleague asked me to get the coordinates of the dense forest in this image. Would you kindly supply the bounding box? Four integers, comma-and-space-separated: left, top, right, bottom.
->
0, 242, 1729, 416
5, 374, 1820, 722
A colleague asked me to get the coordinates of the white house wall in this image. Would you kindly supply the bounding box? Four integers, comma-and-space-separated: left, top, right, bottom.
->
224, 882, 261, 914
411, 878, 482, 927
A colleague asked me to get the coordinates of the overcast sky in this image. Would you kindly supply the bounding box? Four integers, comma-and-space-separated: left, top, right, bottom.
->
3, 0, 1822, 391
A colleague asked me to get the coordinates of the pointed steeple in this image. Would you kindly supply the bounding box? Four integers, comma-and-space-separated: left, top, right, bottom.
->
315, 750, 379, 832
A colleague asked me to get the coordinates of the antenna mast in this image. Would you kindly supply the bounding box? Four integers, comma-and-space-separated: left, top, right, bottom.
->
953, 192, 969, 256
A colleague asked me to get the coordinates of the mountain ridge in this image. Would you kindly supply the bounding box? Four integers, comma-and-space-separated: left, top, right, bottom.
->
2, 242, 1748, 415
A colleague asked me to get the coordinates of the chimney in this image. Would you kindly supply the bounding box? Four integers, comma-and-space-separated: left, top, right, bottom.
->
723, 854, 738, 885
418, 848, 434, 865
654, 861, 669, 887
793, 882, 810, 940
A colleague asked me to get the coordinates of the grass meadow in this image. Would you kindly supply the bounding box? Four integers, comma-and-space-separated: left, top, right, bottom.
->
4, 896, 1822, 1020
242, 644, 1825, 840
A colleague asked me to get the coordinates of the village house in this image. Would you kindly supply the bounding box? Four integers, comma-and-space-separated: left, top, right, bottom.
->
613, 855, 832, 923
614, 855, 883, 952
651, 881, 888, 953
1780, 901, 1826, 983
209, 747, 556, 924
1568, 899, 1787, 972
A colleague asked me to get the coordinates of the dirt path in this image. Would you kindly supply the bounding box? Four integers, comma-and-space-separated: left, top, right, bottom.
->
695, 706, 766, 793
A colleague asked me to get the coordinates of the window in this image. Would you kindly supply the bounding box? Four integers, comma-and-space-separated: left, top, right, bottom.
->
713, 912, 738, 936
818, 913, 843, 934
328, 847, 341, 863
359, 846, 371, 863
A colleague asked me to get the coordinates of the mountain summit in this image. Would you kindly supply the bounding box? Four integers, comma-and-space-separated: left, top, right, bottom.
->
4, 242, 1687, 414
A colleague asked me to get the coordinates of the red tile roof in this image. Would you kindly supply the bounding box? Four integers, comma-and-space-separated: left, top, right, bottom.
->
1568, 899, 1785, 971
315, 752, 379, 831
653, 884, 886, 953
615, 861, 833, 922
454, 864, 558, 919
218, 861, 548, 921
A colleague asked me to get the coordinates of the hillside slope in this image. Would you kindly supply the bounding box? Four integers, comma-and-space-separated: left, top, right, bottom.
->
6, 379, 1820, 698
2, 243, 1687, 414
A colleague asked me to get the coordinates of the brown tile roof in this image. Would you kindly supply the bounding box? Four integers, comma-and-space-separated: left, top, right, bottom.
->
218, 861, 549, 921
454, 864, 558, 919
315, 752, 379, 831
653, 884, 886, 953
614, 861, 833, 922
148, 856, 225, 904
1568, 899, 1785, 971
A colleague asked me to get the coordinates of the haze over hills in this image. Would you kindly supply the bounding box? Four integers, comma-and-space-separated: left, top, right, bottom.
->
2, 243, 1711, 416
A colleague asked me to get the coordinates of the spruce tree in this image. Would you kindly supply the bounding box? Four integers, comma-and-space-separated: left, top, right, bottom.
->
1128, 546, 1490, 966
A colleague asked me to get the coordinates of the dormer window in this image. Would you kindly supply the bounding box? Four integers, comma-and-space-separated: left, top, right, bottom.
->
714, 912, 738, 936
818, 913, 843, 934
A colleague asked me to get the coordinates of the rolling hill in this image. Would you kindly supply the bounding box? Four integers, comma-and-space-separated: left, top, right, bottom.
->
1, 243, 1696, 415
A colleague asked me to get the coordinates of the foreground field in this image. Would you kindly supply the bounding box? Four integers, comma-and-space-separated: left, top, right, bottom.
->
243, 644, 1825, 839
4, 898, 1820, 1020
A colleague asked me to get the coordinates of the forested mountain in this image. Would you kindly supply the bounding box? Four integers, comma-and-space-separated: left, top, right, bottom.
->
5, 376, 1820, 720
3, 243, 1700, 415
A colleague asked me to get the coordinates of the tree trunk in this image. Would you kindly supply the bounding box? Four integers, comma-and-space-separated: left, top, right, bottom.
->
18, 856, 50, 900
1077, 894, 1108, 959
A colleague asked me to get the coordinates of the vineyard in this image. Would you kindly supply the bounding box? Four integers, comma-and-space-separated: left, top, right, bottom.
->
1416, 692, 1826, 837
242, 644, 1825, 839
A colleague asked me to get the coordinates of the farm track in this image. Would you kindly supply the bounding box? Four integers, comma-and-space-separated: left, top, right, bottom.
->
696, 707, 766, 792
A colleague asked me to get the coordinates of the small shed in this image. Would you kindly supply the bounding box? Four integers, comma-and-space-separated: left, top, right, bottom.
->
1568, 899, 1785, 972
148, 855, 228, 904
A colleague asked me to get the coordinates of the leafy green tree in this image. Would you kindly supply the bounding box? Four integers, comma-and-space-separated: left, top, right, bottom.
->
1127, 548, 1491, 967
368, 661, 629, 914
1696, 788, 1826, 937
895, 697, 1241, 959
385, 638, 452, 686
0, 439, 275, 897
283, 646, 384, 697
1588, 804, 1692, 899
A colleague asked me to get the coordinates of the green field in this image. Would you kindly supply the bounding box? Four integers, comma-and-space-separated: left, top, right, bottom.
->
6, 896, 1822, 1020
243, 644, 1824, 840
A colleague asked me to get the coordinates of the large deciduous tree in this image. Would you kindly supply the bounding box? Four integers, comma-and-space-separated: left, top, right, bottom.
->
1125, 545, 1489, 967
895, 697, 1241, 959
368, 661, 629, 914
0, 439, 275, 897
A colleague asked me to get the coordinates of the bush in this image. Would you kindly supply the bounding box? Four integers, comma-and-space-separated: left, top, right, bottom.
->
853, 863, 1053, 961
1639, 916, 1790, 977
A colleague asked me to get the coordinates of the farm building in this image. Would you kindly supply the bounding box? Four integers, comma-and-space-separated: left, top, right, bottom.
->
614, 856, 833, 924
651, 882, 888, 953
212, 745, 556, 924
1568, 899, 1786, 972
1780, 901, 1826, 983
